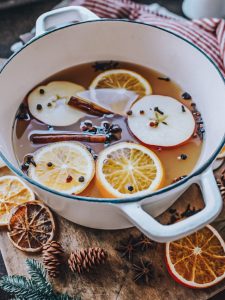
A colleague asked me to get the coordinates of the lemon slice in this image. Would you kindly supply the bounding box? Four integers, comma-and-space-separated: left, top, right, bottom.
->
96, 142, 164, 198
0, 175, 35, 226
28, 142, 95, 194
90, 69, 152, 98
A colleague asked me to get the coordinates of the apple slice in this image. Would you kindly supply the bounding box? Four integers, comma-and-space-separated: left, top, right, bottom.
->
28, 81, 85, 126
127, 95, 195, 147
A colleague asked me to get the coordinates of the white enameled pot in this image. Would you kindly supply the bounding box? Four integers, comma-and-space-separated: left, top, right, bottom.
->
0, 6, 224, 242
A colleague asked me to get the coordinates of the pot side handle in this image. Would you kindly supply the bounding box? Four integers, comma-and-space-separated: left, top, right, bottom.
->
35, 6, 100, 37
120, 168, 222, 243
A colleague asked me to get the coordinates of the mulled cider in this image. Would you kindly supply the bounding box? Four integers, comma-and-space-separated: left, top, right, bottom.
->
13, 61, 204, 198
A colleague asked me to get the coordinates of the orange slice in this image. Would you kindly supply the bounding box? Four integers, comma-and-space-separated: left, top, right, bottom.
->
90, 69, 152, 98
96, 142, 164, 198
166, 225, 225, 288
0, 175, 35, 226
28, 142, 95, 195
8, 201, 55, 253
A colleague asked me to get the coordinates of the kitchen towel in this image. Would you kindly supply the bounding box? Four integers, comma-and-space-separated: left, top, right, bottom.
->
63, 0, 225, 77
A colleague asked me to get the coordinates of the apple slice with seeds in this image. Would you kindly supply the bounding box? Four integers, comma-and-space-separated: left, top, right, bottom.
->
127, 95, 196, 147
28, 81, 85, 126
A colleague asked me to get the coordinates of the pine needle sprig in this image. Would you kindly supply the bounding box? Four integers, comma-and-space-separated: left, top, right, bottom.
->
0, 275, 37, 299
26, 259, 53, 296
0, 259, 79, 300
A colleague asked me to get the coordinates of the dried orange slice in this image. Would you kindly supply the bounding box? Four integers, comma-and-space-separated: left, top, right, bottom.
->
28, 142, 95, 195
8, 201, 55, 253
166, 225, 225, 288
96, 142, 164, 198
0, 176, 35, 226
90, 69, 152, 98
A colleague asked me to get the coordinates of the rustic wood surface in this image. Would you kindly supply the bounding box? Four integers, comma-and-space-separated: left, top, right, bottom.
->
0, 163, 224, 300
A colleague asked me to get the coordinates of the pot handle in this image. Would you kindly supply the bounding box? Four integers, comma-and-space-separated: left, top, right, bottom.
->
120, 167, 222, 243
35, 6, 100, 37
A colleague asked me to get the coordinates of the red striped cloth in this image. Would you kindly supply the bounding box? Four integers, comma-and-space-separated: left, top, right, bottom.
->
70, 0, 225, 77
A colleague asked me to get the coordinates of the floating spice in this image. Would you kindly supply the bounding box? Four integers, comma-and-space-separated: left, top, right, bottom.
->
39, 88, 45, 95
30, 133, 109, 144
101, 121, 110, 129
68, 96, 112, 116
36, 104, 42, 111
140, 110, 145, 115
178, 154, 188, 160
66, 175, 73, 183
158, 76, 170, 81
21, 155, 36, 173
181, 105, 186, 112
172, 175, 187, 183
154, 107, 164, 115
182, 92, 192, 100
78, 176, 85, 183
47, 162, 53, 167
127, 110, 132, 116
149, 121, 158, 128
16, 103, 30, 121
127, 185, 134, 192
92, 60, 119, 72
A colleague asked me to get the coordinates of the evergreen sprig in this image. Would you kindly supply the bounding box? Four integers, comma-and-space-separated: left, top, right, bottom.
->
0, 259, 79, 300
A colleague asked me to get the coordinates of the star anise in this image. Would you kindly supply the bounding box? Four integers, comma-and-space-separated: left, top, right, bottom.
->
116, 234, 137, 261
92, 60, 119, 72
217, 168, 225, 201
133, 259, 155, 284
134, 234, 156, 251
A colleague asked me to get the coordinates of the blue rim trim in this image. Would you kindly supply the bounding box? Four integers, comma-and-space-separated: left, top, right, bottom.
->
0, 19, 224, 204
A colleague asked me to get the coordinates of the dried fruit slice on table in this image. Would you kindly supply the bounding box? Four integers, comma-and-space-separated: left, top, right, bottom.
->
89, 69, 152, 99
28, 81, 85, 126
28, 142, 95, 194
96, 142, 164, 198
127, 95, 195, 147
8, 201, 55, 253
166, 225, 225, 288
0, 175, 35, 226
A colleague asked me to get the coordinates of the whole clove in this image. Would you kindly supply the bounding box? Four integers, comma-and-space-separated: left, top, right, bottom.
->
182, 92, 192, 100
158, 76, 170, 81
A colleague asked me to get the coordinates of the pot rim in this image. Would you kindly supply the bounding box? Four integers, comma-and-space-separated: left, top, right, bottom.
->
0, 19, 224, 204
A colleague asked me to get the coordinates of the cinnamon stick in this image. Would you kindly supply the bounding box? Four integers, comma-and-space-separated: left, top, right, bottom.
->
68, 96, 112, 116
30, 133, 107, 144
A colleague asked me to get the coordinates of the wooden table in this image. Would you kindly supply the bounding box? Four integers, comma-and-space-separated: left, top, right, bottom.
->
0, 165, 224, 300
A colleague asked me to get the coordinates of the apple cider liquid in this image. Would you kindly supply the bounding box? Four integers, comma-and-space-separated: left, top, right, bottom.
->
13, 61, 203, 198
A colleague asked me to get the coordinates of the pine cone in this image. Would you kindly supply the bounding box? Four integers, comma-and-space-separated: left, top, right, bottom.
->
68, 247, 107, 274
42, 241, 64, 278
217, 169, 225, 201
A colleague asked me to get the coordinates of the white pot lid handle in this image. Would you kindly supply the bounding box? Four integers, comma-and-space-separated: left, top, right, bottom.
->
120, 167, 223, 243
36, 6, 100, 37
